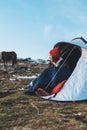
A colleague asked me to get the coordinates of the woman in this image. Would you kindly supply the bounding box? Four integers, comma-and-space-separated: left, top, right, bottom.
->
25, 47, 71, 95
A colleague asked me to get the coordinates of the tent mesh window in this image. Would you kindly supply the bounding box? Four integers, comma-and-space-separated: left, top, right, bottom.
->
54, 42, 82, 73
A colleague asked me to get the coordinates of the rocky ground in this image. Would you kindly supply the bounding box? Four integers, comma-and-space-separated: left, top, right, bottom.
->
0, 60, 87, 130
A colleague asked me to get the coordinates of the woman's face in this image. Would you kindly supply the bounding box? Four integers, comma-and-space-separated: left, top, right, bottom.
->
49, 54, 53, 63
49, 54, 59, 63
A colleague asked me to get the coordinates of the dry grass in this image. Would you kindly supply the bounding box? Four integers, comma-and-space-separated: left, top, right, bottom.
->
0, 61, 87, 130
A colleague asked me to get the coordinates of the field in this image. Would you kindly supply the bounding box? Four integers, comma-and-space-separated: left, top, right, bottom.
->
0, 61, 87, 130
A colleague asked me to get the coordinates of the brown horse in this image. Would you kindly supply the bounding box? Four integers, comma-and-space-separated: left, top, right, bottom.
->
0, 51, 17, 67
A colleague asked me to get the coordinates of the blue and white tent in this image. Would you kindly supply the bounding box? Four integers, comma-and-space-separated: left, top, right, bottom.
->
42, 37, 87, 101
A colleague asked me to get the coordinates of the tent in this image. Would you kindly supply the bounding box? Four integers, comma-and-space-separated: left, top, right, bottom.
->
41, 37, 87, 101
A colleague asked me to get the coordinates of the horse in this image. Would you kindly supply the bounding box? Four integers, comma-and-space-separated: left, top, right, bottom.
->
0, 51, 17, 67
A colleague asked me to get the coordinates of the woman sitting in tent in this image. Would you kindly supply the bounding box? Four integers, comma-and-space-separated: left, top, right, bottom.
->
25, 47, 72, 96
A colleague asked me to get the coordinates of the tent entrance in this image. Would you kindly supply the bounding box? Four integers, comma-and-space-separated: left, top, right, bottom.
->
54, 42, 82, 73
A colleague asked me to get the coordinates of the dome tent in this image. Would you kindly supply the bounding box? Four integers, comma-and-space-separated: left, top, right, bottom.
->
41, 37, 87, 101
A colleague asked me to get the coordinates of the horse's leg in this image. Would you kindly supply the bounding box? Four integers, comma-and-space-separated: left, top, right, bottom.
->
12, 59, 14, 67
12, 57, 17, 68
12, 63, 14, 67
4, 61, 6, 68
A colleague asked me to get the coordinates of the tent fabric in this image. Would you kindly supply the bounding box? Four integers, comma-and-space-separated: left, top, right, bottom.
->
41, 40, 87, 101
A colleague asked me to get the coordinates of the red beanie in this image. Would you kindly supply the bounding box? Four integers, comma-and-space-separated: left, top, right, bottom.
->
49, 47, 60, 58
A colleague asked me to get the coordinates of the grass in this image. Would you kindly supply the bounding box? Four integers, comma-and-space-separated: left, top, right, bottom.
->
0, 62, 87, 130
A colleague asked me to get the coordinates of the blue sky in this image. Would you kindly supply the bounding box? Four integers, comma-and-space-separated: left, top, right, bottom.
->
0, 0, 87, 59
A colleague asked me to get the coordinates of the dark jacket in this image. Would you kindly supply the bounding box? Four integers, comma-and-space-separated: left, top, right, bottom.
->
26, 59, 71, 94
